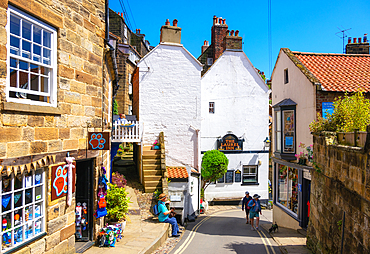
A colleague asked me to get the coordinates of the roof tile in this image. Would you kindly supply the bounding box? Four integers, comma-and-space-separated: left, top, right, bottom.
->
167, 167, 188, 179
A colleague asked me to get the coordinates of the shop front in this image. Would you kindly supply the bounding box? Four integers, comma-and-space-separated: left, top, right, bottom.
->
272, 158, 312, 230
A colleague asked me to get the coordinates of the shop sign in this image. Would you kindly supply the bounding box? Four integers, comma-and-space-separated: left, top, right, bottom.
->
303, 169, 311, 180
51, 162, 76, 201
235, 169, 241, 182
88, 132, 110, 150
217, 134, 243, 151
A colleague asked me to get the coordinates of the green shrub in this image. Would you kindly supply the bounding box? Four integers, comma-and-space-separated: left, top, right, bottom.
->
201, 150, 229, 190
106, 183, 130, 221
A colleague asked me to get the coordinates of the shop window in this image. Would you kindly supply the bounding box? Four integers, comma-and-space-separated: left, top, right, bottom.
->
272, 99, 296, 160
277, 164, 298, 214
209, 102, 215, 114
7, 6, 57, 106
242, 166, 258, 184
1, 168, 45, 252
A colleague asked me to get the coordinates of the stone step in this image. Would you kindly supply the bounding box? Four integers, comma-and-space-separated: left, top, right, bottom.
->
144, 181, 162, 188
143, 150, 161, 156
143, 164, 161, 170
143, 169, 162, 176
144, 186, 158, 193
143, 159, 161, 165
144, 175, 162, 181
143, 146, 153, 151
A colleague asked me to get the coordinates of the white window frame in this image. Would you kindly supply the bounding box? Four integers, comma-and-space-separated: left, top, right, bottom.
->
242, 165, 258, 184
207, 58, 213, 66
1, 168, 46, 252
6, 6, 57, 107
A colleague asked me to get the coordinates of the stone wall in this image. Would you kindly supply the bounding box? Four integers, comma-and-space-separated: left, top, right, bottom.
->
307, 133, 370, 254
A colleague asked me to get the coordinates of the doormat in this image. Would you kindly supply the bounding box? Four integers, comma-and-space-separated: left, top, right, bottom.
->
75, 241, 94, 253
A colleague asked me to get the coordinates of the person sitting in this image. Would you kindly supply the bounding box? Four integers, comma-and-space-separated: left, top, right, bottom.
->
157, 193, 180, 237
116, 113, 128, 125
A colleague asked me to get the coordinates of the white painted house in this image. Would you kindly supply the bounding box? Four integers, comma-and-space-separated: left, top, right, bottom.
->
199, 18, 270, 202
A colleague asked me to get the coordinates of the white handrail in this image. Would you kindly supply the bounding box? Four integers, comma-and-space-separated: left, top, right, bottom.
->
112, 121, 142, 142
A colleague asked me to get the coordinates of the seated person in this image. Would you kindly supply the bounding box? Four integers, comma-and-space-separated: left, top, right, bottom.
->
157, 193, 180, 237
116, 114, 128, 125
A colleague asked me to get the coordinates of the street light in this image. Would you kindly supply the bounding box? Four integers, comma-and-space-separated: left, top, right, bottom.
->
263, 137, 271, 148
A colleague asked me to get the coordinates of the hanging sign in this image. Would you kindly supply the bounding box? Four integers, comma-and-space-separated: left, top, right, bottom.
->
51, 162, 76, 201
235, 169, 241, 182
217, 134, 243, 151
88, 132, 110, 150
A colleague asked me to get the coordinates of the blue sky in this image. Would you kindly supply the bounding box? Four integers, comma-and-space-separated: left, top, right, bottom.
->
110, 0, 370, 79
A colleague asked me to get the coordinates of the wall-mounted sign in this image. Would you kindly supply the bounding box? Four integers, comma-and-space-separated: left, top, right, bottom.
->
235, 169, 241, 182
217, 134, 243, 151
322, 102, 334, 119
88, 132, 110, 150
51, 162, 76, 201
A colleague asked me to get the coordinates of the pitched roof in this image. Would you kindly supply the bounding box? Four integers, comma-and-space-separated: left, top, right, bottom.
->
167, 167, 188, 179
282, 48, 370, 92
272, 98, 297, 108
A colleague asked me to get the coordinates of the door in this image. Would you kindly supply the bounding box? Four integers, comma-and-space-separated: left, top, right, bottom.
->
75, 159, 94, 241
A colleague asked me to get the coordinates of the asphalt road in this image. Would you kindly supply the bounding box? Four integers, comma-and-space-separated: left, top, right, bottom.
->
170, 209, 281, 254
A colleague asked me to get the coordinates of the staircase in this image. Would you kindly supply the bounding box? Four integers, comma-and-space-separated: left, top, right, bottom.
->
142, 146, 162, 193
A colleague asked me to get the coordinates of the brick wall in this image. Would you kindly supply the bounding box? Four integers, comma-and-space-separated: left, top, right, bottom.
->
307, 133, 370, 254
211, 18, 228, 61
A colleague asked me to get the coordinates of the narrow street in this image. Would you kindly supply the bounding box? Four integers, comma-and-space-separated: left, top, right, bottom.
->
170, 209, 281, 254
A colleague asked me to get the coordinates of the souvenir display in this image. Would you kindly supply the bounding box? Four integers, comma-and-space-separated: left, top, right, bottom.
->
98, 225, 122, 247
75, 203, 82, 239
94, 167, 108, 219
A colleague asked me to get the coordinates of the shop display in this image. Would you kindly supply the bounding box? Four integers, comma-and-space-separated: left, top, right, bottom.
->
98, 225, 122, 247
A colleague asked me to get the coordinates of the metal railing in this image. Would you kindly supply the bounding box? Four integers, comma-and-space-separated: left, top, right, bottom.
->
112, 121, 143, 143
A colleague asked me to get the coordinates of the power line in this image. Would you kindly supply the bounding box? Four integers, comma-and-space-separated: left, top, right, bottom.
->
268, 0, 272, 78
119, 0, 133, 31
125, 0, 137, 31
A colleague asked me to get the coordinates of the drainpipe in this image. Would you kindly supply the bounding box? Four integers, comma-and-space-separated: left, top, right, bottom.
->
105, 0, 120, 182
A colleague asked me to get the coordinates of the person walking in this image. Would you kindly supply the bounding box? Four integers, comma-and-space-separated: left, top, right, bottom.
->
248, 194, 262, 230
157, 193, 180, 237
241, 191, 252, 224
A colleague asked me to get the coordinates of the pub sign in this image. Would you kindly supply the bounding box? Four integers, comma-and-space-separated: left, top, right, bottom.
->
217, 134, 243, 151
88, 132, 110, 150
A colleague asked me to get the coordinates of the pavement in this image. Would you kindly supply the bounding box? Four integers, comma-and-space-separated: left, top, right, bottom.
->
83, 185, 170, 254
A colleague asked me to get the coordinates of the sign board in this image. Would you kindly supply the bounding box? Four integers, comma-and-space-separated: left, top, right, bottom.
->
322, 102, 334, 119
217, 134, 243, 151
303, 169, 312, 180
225, 171, 234, 183
170, 195, 181, 202
235, 169, 241, 182
88, 132, 110, 150
51, 162, 76, 201
298, 183, 302, 192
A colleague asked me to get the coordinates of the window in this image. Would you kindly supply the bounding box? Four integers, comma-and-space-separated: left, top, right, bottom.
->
217, 174, 224, 183
284, 69, 289, 84
209, 102, 215, 114
207, 58, 213, 66
225, 170, 234, 183
242, 166, 258, 184
1, 168, 46, 252
282, 110, 295, 153
128, 105, 132, 115
275, 111, 281, 152
7, 6, 57, 106
277, 164, 298, 214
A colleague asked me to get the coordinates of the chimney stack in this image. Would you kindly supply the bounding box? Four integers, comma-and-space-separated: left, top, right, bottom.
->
201, 40, 209, 54
223, 28, 243, 51
345, 33, 369, 54
211, 16, 228, 61
160, 19, 182, 44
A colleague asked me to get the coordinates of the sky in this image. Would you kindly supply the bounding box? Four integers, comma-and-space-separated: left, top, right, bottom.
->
109, 0, 370, 79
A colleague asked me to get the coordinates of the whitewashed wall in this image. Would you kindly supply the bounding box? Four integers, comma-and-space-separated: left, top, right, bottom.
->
137, 43, 202, 168
201, 50, 270, 201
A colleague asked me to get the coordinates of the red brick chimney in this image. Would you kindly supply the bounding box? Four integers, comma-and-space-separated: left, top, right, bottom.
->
201, 40, 209, 54
211, 16, 228, 61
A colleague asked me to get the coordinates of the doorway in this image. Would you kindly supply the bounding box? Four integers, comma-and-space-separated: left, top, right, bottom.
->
75, 159, 94, 251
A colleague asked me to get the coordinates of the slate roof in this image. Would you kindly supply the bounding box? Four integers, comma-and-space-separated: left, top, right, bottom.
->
272, 98, 297, 108
282, 48, 370, 92
167, 167, 188, 179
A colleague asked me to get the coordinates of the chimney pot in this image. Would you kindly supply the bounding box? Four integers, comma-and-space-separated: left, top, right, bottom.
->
226, 30, 230, 36
235, 30, 239, 36
213, 15, 217, 25
354, 38, 357, 43
364, 34, 368, 42
223, 19, 226, 25
121, 13, 123, 17
173, 19, 178, 27
165, 19, 170, 25
230, 30, 234, 36
359, 37, 362, 43
348, 38, 351, 43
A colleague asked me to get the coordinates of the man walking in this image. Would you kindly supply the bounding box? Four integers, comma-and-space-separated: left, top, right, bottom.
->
248, 194, 262, 230
241, 191, 252, 224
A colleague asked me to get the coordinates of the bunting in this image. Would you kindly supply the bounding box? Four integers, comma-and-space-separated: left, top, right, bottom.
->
0, 155, 59, 176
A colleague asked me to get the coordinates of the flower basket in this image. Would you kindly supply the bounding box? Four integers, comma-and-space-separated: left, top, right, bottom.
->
121, 124, 135, 128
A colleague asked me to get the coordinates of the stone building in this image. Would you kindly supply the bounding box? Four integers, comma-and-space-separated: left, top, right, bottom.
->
109, 10, 150, 115
0, 0, 115, 253
271, 48, 370, 230
199, 17, 270, 202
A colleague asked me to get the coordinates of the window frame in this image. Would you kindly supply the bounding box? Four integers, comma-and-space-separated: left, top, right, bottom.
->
209, 102, 215, 114
242, 165, 258, 185
1, 167, 46, 252
284, 68, 289, 84
6, 6, 57, 107
207, 58, 213, 66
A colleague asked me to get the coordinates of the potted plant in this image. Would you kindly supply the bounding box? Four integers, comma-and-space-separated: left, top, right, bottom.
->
106, 183, 130, 230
